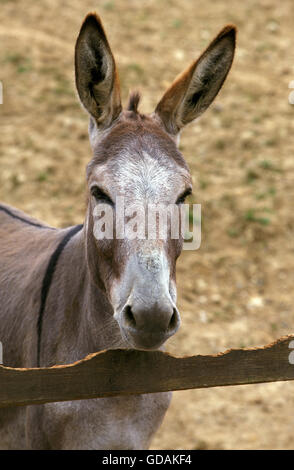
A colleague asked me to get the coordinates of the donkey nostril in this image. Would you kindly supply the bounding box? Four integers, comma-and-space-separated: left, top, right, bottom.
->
124, 305, 136, 328
168, 308, 178, 331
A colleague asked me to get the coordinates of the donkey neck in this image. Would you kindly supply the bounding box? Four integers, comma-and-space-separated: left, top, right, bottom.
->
41, 224, 126, 367
69, 226, 126, 352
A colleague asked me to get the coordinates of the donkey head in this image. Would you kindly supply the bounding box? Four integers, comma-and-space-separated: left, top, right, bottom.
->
75, 13, 236, 350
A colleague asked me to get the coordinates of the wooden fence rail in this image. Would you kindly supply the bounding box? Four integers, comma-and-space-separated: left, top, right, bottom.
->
1, 334, 294, 408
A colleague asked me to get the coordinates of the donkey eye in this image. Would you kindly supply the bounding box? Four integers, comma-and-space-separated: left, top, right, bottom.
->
176, 188, 192, 205
90, 186, 114, 206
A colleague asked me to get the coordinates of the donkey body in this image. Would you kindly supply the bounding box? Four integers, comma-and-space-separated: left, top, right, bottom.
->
0, 206, 171, 449
0, 14, 235, 449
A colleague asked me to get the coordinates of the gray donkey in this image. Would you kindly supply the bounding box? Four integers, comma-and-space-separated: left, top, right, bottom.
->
0, 13, 235, 449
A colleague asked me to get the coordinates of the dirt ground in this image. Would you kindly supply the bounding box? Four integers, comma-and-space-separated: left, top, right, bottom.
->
1, 0, 294, 450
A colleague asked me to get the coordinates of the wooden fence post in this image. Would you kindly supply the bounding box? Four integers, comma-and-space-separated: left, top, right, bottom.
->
0, 334, 294, 408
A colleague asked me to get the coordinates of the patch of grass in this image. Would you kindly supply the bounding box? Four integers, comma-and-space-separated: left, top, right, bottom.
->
4, 52, 24, 64
199, 179, 208, 190
53, 75, 74, 96
246, 169, 259, 183
268, 187, 276, 196
103, 1, 115, 10
171, 19, 182, 29
255, 193, 266, 200
244, 208, 271, 226
127, 63, 144, 76
255, 187, 276, 200
36, 171, 49, 182
264, 137, 278, 147
36, 167, 55, 182
4, 52, 32, 73
259, 159, 282, 172
252, 115, 262, 124
244, 208, 257, 221
227, 227, 241, 238
17, 64, 31, 73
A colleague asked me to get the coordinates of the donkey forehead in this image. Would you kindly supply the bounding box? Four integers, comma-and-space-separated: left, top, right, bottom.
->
91, 149, 191, 199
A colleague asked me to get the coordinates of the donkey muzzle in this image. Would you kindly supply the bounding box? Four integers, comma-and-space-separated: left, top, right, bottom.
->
119, 300, 181, 350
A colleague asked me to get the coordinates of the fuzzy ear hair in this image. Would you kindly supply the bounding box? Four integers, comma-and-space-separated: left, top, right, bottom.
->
75, 13, 122, 129
155, 25, 236, 135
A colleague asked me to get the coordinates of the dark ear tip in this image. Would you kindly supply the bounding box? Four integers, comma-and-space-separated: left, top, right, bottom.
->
219, 24, 237, 42
83, 12, 102, 25
76, 12, 109, 49
79, 12, 105, 36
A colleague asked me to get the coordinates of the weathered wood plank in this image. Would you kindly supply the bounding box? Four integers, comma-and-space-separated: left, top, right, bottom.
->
1, 335, 294, 408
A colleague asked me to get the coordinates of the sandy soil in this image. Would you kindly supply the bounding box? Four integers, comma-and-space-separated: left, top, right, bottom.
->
1, 0, 294, 449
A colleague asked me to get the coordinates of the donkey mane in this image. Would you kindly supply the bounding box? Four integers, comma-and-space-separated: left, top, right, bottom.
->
0, 204, 53, 230
127, 91, 141, 113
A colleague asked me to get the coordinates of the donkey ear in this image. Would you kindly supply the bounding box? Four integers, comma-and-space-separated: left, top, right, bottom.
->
75, 13, 122, 129
155, 25, 236, 135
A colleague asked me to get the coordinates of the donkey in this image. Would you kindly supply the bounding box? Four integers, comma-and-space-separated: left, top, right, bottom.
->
0, 13, 235, 449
